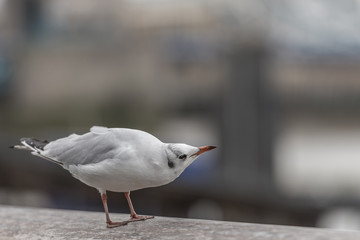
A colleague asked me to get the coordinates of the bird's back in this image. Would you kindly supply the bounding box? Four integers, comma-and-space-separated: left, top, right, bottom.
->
43, 126, 163, 167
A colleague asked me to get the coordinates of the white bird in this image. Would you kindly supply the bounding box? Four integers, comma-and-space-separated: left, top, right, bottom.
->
11, 126, 216, 228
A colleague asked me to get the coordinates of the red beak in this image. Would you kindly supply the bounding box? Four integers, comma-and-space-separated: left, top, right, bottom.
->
192, 146, 216, 157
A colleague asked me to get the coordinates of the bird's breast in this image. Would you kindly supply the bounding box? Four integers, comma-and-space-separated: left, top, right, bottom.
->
68, 157, 176, 192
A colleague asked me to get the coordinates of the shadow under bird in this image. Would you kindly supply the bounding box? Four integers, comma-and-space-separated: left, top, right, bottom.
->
11, 126, 216, 228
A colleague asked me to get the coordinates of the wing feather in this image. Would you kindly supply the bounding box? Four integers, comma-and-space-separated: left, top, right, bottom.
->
42, 126, 163, 167
43, 131, 116, 165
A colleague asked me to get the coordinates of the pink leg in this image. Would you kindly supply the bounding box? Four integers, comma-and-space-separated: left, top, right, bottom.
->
124, 192, 154, 222
101, 193, 128, 228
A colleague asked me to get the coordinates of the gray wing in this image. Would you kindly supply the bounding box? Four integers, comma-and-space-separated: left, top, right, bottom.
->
43, 126, 120, 166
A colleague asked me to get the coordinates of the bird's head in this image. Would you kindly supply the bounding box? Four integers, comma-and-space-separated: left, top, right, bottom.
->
164, 143, 216, 176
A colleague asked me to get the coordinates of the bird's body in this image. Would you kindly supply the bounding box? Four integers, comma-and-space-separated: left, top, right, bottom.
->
44, 126, 177, 192
12, 126, 215, 228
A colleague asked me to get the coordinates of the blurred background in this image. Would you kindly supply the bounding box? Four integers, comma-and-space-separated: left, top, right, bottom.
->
1, 0, 360, 231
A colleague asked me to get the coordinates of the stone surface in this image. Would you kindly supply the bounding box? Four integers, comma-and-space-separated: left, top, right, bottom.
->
0, 205, 360, 240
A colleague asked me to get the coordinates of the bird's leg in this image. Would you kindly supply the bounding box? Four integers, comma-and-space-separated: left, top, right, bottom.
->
101, 193, 128, 228
124, 192, 154, 222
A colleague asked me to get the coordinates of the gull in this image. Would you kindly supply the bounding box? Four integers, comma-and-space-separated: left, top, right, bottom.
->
11, 126, 216, 228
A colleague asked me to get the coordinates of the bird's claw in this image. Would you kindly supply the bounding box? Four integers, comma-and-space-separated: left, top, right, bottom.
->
128, 215, 154, 223
106, 221, 128, 228
106, 216, 154, 228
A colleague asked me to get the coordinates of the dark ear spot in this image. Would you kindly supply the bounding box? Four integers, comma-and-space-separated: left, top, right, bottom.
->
168, 160, 174, 168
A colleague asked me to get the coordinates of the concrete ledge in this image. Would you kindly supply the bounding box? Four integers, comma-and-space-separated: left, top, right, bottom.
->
0, 205, 359, 240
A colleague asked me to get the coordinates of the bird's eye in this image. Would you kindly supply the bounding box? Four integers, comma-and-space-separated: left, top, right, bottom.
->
178, 154, 187, 160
